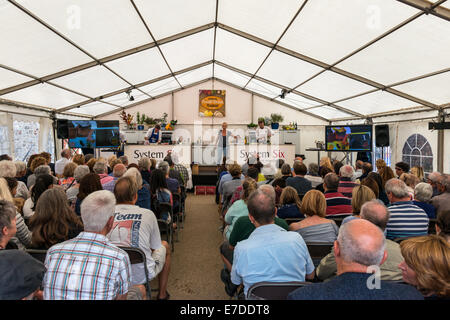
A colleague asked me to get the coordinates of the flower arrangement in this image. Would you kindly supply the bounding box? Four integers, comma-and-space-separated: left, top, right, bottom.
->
120, 110, 134, 127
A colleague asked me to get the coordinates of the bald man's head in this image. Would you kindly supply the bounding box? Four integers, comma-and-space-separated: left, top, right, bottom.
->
113, 163, 127, 178
247, 189, 276, 225
360, 200, 390, 231
113, 176, 138, 204
337, 219, 386, 267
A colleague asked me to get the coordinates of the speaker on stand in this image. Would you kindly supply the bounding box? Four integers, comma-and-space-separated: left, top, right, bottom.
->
375, 124, 390, 160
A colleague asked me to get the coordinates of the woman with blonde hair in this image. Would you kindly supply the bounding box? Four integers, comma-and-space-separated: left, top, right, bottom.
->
289, 190, 338, 242
72, 154, 85, 166
410, 166, 425, 182
379, 166, 395, 189
223, 178, 257, 241
342, 185, 376, 224
399, 235, 450, 299
277, 186, 304, 219
59, 162, 77, 189
29, 188, 83, 250
320, 157, 334, 173
0, 178, 31, 248
400, 173, 421, 189
376, 159, 386, 172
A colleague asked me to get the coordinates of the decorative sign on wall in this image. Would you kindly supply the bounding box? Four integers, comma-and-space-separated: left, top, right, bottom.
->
199, 90, 225, 117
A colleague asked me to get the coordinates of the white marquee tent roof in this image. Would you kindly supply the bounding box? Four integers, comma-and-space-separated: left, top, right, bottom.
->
0, 0, 449, 122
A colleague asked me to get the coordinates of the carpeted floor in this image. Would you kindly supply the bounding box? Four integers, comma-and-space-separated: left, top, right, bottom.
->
151, 194, 230, 300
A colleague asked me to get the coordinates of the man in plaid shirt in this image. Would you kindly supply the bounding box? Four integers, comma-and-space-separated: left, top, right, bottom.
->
42, 190, 132, 300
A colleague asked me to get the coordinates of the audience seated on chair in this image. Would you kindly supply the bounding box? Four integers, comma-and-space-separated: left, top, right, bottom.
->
230, 189, 315, 297
286, 161, 312, 197
385, 179, 429, 240
323, 173, 352, 217
413, 182, 436, 219
102, 163, 126, 192
341, 185, 376, 225
427, 172, 443, 197
0, 160, 28, 200
431, 174, 450, 216
304, 163, 323, 189
42, 190, 131, 300
289, 190, 338, 243
93, 161, 114, 187
74, 173, 103, 216
317, 200, 403, 282
276, 186, 304, 219
399, 235, 450, 299
124, 167, 151, 211
0, 200, 18, 250
368, 171, 390, 205
436, 210, 450, 243
66, 165, 90, 205
23, 174, 55, 220
107, 176, 171, 300
337, 165, 358, 198
395, 161, 410, 178
288, 219, 423, 300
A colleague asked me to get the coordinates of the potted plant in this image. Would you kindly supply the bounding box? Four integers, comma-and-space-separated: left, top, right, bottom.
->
270, 113, 284, 130
144, 117, 156, 127
136, 112, 146, 130
160, 112, 168, 127
247, 122, 258, 129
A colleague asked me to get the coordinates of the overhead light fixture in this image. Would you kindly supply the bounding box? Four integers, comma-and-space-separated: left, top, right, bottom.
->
126, 89, 134, 101
280, 89, 288, 99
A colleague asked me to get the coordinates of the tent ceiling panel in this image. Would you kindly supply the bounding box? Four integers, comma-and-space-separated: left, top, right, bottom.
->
275, 93, 321, 109
176, 64, 213, 87
101, 91, 149, 108
160, 29, 214, 73
0, 67, 34, 91
66, 101, 120, 117
306, 106, 353, 120
213, 64, 252, 88
133, 0, 216, 41
218, 0, 305, 43
336, 91, 420, 115
256, 50, 323, 89
1, 83, 86, 109
50, 65, 129, 98
392, 71, 450, 105
296, 70, 375, 102
105, 47, 170, 85
278, 0, 419, 64
0, 0, 92, 77
15, 0, 151, 59
139, 77, 180, 97
245, 79, 281, 100
337, 15, 450, 84
215, 29, 272, 74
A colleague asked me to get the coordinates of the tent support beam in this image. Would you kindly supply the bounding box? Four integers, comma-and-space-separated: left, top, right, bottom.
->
396, 0, 450, 22
437, 109, 445, 172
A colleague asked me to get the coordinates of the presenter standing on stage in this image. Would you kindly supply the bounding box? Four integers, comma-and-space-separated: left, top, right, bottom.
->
145, 124, 162, 144
256, 119, 272, 144
215, 122, 237, 166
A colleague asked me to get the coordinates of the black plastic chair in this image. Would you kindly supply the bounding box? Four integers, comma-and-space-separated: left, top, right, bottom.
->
246, 281, 312, 300
172, 192, 182, 242
25, 249, 47, 263
306, 242, 334, 267
151, 198, 174, 252
118, 246, 151, 300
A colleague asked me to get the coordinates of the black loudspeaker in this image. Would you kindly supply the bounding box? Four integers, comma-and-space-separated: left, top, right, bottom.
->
56, 119, 69, 139
375, 124, 389, 147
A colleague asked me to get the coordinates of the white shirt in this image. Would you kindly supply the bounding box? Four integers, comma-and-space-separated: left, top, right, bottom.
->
23, 198, 35, 219
255, 127, 271, 143
55, 157, 70, 175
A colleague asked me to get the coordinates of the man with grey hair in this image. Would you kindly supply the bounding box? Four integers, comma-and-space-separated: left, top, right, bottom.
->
338, 165, 358, 198
0, 200, 17, 250
93, 161, 114, 186
55, 149, 72, 177
42, 190, 132, 300
289, 219, 423, 300
231, 189, 315, 297
385, 178, 428, 240
353, 160, 364, 180
66, 165, 90, 201
305, 162, 323, 188
317, 200, 403, 282
119, 155, 129, 168
412, 182, 436, 219
431, 174, 450, 216
426, 171, 442, 197
324, 172, 352, 216
102, 163, 127, 193
27, 165, 56, 189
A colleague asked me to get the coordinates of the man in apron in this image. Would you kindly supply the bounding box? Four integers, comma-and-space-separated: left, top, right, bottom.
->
145, 124, 162, 144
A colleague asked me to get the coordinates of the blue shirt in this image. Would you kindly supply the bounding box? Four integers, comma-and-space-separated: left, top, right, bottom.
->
231, 224, 315, 296
412, 200, 436, 219
386, 201, 429, 240
218, 173, 245, 194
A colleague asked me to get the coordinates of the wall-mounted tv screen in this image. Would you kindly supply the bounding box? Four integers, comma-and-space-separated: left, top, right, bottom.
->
68, 120, 120, 148
325, 125, 372, 152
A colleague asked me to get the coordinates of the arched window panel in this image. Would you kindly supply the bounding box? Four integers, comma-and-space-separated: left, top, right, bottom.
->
133, 0, 216, 41
402, 133, 433, 174
16, 0, 151, 59
218, 0, 305, 43
278, 0, 418, 64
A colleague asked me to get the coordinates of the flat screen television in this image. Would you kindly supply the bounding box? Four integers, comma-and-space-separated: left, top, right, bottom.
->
67, 120, 120, 148
325, 125, 372, 152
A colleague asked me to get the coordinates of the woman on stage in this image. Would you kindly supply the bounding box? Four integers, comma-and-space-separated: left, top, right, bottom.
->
215, 122, 237, 167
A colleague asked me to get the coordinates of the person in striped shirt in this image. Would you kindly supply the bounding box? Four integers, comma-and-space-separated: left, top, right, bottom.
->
338, 165, 358, 198
42, 190, 132, 300
385, 178, 429, 240
323, 173, 352, 216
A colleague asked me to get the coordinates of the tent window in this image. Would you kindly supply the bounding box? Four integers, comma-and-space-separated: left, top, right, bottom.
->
13, 120, 40, 162
46, 129, 55, 163
402, 134, 433, 174
0, 127, 10, 155
374, 146, 392, 167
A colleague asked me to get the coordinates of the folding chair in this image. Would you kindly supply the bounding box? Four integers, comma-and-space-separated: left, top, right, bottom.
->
246, 281, 312, 300
118, 246, 151, 300
306, 242, 334, 267
151, 198, 174, 252
428, 218, 437, 234
283, 217, 304, 225
25, 249, 48, 263
172, 192, 182, 241
179, 185, 187, 228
